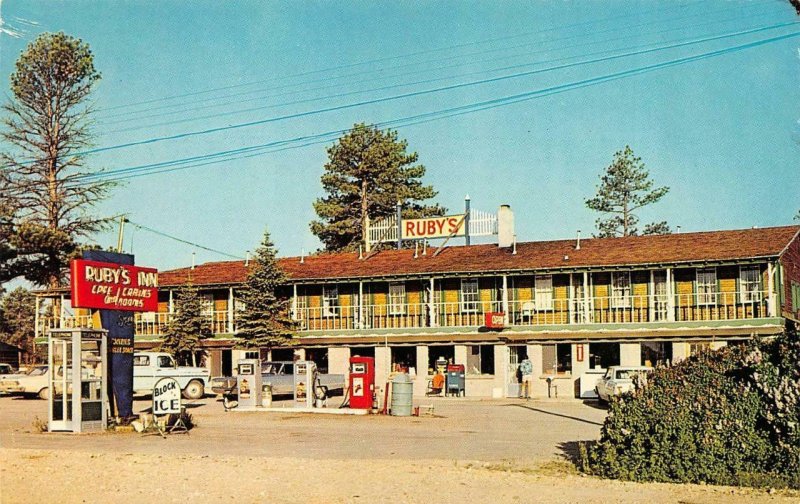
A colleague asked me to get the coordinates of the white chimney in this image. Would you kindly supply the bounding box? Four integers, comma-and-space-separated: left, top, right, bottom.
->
498, 205, 515, 248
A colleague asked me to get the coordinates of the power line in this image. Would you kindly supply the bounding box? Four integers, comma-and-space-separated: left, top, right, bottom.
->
96, 0, 706, 114
101, 5, 781, 134
124, 219, 244, 260
96, 0, 769, 127
67, 28, 800, 186
71, 20, 800, 157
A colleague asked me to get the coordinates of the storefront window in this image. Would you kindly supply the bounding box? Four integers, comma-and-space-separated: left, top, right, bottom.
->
391, 346, 415, 374
641, 342, 672, 367
428, 345, 454, 374
556, 344, 572, 374
588, 343, 620, 369
467, 345, 495, 375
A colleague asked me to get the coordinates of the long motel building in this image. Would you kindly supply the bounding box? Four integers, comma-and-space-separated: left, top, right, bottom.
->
36, 220, 800, 399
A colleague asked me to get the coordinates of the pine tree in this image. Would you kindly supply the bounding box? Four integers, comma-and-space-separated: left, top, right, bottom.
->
310, 123, 445, 252
236, 230, 294, 349
161, 283, 211, 366
1, 32, 112, 287
585, 146, 671, 238
0, 287, 37, 363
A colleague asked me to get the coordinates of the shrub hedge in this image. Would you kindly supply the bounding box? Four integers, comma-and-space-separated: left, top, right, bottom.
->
582, 326, 800, 488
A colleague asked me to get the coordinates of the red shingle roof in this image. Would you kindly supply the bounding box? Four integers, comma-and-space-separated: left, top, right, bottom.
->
159, 225, 800, 287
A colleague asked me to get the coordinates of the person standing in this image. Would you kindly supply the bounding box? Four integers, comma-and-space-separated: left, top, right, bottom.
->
519, 356, 533, 399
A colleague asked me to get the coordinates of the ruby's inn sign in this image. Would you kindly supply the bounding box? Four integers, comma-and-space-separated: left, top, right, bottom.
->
70, 259, 158, 312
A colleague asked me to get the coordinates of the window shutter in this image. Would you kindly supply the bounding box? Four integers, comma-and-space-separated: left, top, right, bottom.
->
541, 345, 556, 375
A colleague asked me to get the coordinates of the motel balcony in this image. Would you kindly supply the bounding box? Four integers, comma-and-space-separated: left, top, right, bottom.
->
37, 290, 775, 338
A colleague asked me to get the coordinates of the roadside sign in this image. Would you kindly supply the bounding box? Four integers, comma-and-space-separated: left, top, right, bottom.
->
70, 259, 158, 312
152, 377, 181, 415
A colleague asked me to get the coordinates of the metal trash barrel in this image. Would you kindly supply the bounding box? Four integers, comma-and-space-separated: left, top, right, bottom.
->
261, 384, 273, 407
391, 373, 413, 416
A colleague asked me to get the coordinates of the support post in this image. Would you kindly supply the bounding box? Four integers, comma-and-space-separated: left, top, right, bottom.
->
767, 262, 776, 317
502, 275, 509, 324
292, 284, 298, 321
34, 296, 41, 340
429, 277, 437, 327
666, 267, 675, 321
358, 281, 364, 328
396, 201, 402, 250
59, 294, 65, 328
464, 195, 471, 246
228, 287, 235, 333
582, 271, 590, 323
116, 216, 126, 253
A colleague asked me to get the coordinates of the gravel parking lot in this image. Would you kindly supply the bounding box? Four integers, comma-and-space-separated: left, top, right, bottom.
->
1, 394, 797, 504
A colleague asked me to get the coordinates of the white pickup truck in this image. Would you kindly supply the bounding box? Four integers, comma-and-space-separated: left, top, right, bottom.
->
133, 352, 210, 399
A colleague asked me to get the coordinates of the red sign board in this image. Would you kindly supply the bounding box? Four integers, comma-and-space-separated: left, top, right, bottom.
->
484, 312, 505, 329
70, 259, 158, 312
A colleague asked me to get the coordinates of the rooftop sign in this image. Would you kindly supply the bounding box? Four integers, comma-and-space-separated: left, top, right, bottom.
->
401, 215, 465, 240
70, 259, 158, 312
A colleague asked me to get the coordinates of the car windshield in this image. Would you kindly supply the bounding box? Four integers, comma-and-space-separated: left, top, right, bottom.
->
28, 366, 47, 376
616, 369, 646, 380
262, 363, 279, 374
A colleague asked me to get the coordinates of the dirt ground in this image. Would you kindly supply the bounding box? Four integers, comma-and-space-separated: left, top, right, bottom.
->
1, 395, 798, 504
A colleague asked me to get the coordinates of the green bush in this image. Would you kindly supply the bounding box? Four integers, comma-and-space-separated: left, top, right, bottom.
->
582, 326, 800, 488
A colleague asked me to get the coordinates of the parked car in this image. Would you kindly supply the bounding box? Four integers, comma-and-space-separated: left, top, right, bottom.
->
0, 363, 16, 375
0, 365, 49, 398
595, 365, 652, 403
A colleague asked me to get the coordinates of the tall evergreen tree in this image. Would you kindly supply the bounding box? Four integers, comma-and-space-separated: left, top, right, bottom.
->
1, 32, 112, 287
310, 123, 445, 252
161, 283, 211, 366
586, 146, 671, 238
0, 287, 37, 362
236, 230, 294, 349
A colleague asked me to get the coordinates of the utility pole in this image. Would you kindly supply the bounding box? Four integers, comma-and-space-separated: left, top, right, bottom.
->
116, 216, 127, 253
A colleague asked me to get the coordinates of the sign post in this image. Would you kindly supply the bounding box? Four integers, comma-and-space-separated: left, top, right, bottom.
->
71, 251, 158, 421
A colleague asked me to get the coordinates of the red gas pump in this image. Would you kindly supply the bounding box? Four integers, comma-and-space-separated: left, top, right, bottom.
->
349, 356, 375, 409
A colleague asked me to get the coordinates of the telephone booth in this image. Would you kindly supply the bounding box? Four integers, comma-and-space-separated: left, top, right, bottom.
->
48, 328, 108, 433
349, 356, 375, 409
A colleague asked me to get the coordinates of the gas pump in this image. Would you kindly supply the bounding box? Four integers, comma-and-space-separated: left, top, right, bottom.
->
349, 356, 375, 409
293, 360, 318, 408
236, 359, 262, 410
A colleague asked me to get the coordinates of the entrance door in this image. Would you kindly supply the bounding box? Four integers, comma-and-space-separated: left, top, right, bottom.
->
506, 345, 524, 397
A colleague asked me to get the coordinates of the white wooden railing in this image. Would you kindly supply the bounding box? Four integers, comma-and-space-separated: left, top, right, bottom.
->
38, 291, 770, 337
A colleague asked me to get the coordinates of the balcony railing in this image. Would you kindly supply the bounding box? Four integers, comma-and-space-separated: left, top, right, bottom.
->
38, 291, 771, 338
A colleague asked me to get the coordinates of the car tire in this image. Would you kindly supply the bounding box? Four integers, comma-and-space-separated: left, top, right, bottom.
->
38, 388, 49, 400
183, 380, 204, 400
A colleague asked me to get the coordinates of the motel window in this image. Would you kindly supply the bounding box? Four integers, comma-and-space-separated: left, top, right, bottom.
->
534, 275, 554, 311
589, 343, 620, 370
739, 266, 761, 303
428, 345, 455, 375
557, 344, 572, 374
542, 344, 572, 374
696, 268, 717, 305
322, 286, 339, 316
305, 348, 329, 374
389, 282, 406, 315
201, 294, 214, 316
467, 345, 495, 375
460, 279, 480, 313
641, 342, 672, 367
391, 346, 416, 374
689, 342, 711, 357
611, 272, 631, 308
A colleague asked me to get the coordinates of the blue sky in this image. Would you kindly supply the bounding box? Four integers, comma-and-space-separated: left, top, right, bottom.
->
1, 0, 798, 274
